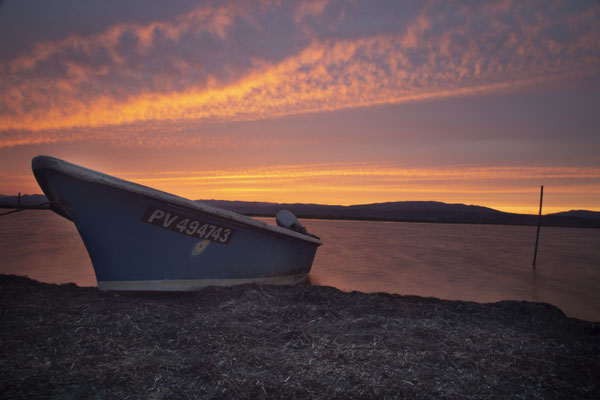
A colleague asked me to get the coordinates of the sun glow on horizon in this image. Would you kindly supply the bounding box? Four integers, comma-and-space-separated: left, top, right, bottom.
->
2, 162, 599, 215
0, 164, 579, 214
122, 165, 600, 214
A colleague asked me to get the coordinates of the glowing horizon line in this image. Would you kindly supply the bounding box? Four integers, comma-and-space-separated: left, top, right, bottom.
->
124, 165, 600, 184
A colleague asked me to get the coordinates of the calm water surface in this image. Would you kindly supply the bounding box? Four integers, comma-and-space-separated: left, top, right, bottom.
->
1, 211, 599, 321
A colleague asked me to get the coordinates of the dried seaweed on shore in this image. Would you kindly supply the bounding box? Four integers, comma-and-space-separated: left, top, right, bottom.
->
1, 274, 598, 399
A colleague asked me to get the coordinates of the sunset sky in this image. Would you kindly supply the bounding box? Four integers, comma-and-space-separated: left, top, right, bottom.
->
1, 0, 599, 214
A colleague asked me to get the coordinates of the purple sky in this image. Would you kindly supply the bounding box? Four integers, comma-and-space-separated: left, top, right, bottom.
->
0, 0, 599, 213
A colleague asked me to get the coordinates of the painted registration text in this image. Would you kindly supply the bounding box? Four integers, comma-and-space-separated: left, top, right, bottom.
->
142, 207, 233, 244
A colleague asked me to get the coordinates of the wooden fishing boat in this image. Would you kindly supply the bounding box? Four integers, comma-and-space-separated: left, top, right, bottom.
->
30, 156, 322, 291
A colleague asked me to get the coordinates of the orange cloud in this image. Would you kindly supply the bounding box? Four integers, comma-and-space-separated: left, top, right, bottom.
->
294, 0, 330, 22
6, 5, 236, 72
120, 164, 600, 199
1, 0, 598, 147
125, 164, 600, 183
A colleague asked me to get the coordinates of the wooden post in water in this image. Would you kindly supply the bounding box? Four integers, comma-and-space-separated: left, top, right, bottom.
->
533, 185, 544, 269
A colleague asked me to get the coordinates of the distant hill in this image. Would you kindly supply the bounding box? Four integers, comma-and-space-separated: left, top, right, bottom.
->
1, 194, 598, 228
549, 210, 600, 220
200, 200, 600, 228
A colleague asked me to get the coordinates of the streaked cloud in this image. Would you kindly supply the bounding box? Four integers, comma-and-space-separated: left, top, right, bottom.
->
115, 163, 600, 213
0, 121, 299, 149
127, 164, 600, 184
1, 0, 598, 147
122, 163, 600, 198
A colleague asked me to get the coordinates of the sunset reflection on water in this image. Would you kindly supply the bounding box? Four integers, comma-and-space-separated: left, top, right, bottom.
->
1, 211, 598, 321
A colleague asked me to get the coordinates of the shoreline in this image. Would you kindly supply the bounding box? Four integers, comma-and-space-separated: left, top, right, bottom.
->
1, 274, 598, 399
246, 214, 600, 229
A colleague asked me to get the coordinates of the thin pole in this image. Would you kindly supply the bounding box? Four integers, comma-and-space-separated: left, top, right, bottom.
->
533, 185, 544, 269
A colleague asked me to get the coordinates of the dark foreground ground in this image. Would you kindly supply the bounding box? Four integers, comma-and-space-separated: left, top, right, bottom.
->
1, 274, 598, 399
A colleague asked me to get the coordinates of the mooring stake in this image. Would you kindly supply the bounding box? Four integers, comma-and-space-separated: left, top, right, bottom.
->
533, 185, 544, 269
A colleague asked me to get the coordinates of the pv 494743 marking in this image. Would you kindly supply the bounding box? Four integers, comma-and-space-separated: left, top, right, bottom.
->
142, 207, 233, 244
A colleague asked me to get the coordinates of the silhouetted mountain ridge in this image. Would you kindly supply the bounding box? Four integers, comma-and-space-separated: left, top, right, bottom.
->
551, 210, 600, 220
199, 199, 600, 228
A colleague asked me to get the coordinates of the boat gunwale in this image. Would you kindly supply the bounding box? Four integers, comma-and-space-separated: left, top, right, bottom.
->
32, 155, 322, 246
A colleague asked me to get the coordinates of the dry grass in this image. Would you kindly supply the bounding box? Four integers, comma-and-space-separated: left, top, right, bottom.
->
1, 274, 598, 399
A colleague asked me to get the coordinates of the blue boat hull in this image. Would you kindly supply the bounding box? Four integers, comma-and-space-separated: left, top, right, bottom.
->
33, 156, 321, 291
